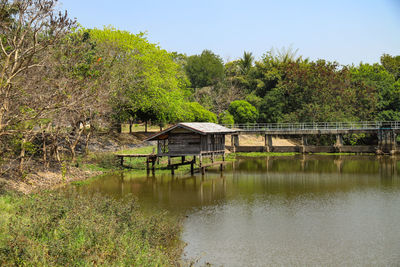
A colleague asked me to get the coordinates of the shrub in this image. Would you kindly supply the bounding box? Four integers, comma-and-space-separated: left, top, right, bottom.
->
228, 100, 258, 123
218, 111, 235, 126
0, 192, 182, 266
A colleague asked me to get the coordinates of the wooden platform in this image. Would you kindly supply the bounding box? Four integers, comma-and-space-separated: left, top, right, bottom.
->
115, 153, 228, 176
115, 154, 159, 174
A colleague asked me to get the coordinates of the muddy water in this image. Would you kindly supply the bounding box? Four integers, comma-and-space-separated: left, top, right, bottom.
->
75, 155, 400, 266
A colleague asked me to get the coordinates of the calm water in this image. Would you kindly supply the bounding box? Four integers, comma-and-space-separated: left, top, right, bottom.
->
74, 155, 400, 266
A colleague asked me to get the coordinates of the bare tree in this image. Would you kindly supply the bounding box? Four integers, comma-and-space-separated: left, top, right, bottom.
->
0, 0, 74, 134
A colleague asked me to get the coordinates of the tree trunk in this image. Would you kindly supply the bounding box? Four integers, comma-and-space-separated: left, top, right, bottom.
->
42, 131, 47, 169
145, 121, 148, 133
67, 128, 83, 163
19, 136, 26, 175
129, 120, 133, 133
84, 131, 91, 155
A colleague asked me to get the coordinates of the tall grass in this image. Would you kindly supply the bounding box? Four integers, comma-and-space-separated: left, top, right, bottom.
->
0, 192, 183, 266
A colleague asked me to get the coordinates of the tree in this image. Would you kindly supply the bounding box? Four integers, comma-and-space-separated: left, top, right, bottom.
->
350, 63, 398, 121
89, 27, 188, 132
381, 54, 400, 80
0, 0, 74, 134
218, 111, 234, 126
0, 0, 75, 173
228, 100, 258, 124
238, 51, 254, 75
184, 50, 224, 88
257, 60, 376, 123
183, 102, 217, 123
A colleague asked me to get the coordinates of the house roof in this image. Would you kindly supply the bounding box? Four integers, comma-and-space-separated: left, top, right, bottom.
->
145, 122, 236, 141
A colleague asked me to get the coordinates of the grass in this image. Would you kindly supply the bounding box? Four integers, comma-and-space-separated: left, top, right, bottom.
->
0, 191, 183, 266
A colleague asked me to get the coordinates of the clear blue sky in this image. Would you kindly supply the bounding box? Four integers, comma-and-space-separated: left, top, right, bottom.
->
61, 0, 399, 65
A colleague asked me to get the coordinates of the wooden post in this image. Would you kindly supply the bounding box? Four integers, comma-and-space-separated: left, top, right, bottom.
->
181, 156, 185, 163
201, 166, 205, 175
120, 156, 124, 167
146, 158, 150, 175
190, 161, 194, 175
199, 154, 203, 167
151, 157, 156, 174
220, 163, 223, 171
211, 153, 214, 163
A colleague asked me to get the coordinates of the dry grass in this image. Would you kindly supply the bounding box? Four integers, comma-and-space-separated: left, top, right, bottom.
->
225, 134, 296, 146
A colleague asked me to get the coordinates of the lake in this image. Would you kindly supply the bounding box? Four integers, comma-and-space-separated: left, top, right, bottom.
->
75, 155, 400, 266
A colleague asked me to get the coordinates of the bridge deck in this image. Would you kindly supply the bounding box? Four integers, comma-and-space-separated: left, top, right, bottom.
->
223, 121, 400, 134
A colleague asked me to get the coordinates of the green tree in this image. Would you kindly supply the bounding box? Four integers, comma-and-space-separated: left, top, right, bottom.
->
183, 102, 218, 123
228, 100, 258, 123
218, 111, 235, 126
89, 27, 188, 131
238, 51, 254, 75
350, 63, 398, 121
184, 50, 224, 88
381, 54, 400, 80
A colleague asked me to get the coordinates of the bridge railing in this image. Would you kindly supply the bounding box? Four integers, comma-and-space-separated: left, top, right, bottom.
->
222, 121, 400, 131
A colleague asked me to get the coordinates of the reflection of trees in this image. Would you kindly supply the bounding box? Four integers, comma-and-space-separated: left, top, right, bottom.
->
74, 156, 400, 210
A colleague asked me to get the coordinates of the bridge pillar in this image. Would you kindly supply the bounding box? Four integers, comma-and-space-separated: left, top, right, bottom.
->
231, 134, 239, 152
390, 131, 397, 155
265, 134, 273, 152
300, 135, 307, 153
378, 130, 397, 154
335, 134, 343, 152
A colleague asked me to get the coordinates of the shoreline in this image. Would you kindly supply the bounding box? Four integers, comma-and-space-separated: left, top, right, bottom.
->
1, 149, 389, 195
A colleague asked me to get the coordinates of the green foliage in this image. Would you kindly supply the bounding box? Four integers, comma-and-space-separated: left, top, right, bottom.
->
185, 50, 225, 88
89, 27, 188, 125
256, 60, 376, 122
228, 100, 258, 123
182, 102, 218, 123
381, 54, 400, 80
218, 111, 235, 126
238, 51, 254, 75
0, 192, 182, 266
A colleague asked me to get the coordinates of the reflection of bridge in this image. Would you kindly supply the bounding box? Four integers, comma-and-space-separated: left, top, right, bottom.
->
223, 121, 400, 154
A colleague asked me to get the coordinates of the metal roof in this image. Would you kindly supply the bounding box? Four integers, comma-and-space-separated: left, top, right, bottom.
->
145, 122, 236, 141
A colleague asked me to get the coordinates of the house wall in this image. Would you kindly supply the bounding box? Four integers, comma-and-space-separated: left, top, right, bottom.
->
168, 133, 201, 154
201, 134, 225, 152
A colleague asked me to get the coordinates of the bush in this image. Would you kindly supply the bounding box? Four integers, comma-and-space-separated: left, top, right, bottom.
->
218, 111, 235, 126
183, 102, 218, 123
228, 100, 258, 123
0, 192, 182, 266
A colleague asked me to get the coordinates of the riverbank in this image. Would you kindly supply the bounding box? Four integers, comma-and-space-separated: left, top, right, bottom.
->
0, 191, 185, 266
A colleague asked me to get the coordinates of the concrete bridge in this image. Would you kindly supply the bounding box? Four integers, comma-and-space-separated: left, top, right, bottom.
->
223, 121, 400, 154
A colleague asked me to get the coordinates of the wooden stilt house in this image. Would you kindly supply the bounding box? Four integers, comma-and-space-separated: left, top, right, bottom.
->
145, 123, 236, 160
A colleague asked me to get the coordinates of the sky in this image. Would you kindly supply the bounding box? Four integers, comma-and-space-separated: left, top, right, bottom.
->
61, 0, 400, 65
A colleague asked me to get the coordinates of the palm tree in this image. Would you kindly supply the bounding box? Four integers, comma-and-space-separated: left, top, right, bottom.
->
238, 51, 254, 75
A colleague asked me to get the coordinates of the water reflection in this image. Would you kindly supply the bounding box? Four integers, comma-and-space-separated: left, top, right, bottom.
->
74, 155, 400, 266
